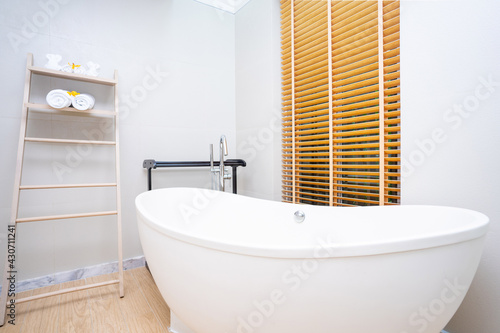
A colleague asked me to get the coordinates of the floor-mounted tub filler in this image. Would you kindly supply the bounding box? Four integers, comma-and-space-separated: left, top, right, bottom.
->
136, 187, 489, 333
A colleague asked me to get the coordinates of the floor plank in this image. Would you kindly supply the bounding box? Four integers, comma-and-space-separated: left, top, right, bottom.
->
20, 284, 60, 333
0, 267, 169, 333
117, 270, 166, 332
57, 280, 92, 333
90, 296, 129, 333
86, 272, 120, 300
130, 267, 170, 330
0, 290, 33, 333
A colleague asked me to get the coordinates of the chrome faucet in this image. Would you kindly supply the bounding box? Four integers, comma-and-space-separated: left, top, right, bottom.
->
219, 135, 228, 191
210, 135, 231, 191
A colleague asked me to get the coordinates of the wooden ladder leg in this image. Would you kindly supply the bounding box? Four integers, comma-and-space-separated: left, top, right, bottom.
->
114, 70, 124, 298
117, 211, 124, 298
0, 53, 33, 326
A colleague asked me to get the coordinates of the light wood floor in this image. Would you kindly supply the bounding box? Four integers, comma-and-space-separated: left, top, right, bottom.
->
0, 267, 171, 333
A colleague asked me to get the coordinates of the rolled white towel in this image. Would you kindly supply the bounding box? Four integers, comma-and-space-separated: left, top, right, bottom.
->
44, 54, 62, 70
46, 89, 73, 109
72, 93, 95, 111
73, 66, 87, 75
86, 61, 100, 77
60, 64, 73, 73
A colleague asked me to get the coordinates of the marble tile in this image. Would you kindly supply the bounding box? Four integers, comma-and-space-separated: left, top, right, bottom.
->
9, 256, 145, 293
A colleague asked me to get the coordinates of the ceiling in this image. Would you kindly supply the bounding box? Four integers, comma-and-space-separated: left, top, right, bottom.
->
193, 0, 252, 14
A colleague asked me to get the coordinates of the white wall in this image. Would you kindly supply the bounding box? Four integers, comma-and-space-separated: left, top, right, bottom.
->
0, 0, 235, 280
235, 0, 281, 201
401, 1, 500, 332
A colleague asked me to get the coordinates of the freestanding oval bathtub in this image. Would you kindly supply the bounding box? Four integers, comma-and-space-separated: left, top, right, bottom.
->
136, 187, 489, 333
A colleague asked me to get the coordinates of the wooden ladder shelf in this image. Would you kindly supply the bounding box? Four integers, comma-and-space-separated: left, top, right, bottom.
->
0, 53, 124, 326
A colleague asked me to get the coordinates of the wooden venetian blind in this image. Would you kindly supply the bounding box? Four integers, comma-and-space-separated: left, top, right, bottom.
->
281, 0, 400, 206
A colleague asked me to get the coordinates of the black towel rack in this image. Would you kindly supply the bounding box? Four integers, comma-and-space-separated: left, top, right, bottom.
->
142, 159, 246, 193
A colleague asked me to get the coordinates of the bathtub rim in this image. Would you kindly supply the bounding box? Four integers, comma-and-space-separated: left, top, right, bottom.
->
135, 187, 489, 259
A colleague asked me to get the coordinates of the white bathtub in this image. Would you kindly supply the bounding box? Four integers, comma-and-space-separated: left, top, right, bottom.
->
136, 187, 489, 333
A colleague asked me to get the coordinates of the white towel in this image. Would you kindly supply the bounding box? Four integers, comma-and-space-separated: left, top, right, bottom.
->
73, 66, 87, 75
86, 61, 100, 77
72, 93, 95, 111
44, 54, 62, 70
60, 64, 73, 73
46, 89, 73, 109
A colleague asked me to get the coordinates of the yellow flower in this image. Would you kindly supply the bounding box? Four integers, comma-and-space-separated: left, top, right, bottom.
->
68, 62, 81, 70
67, 91, 80, 97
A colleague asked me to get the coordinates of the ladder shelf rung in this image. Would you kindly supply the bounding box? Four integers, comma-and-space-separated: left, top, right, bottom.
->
16, 211, 118, 223
20, 183, 117, 190
28, 66, 117, 86
24, 137, 116, 145
25, 103, 116, 116
16, 279, 120, 304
